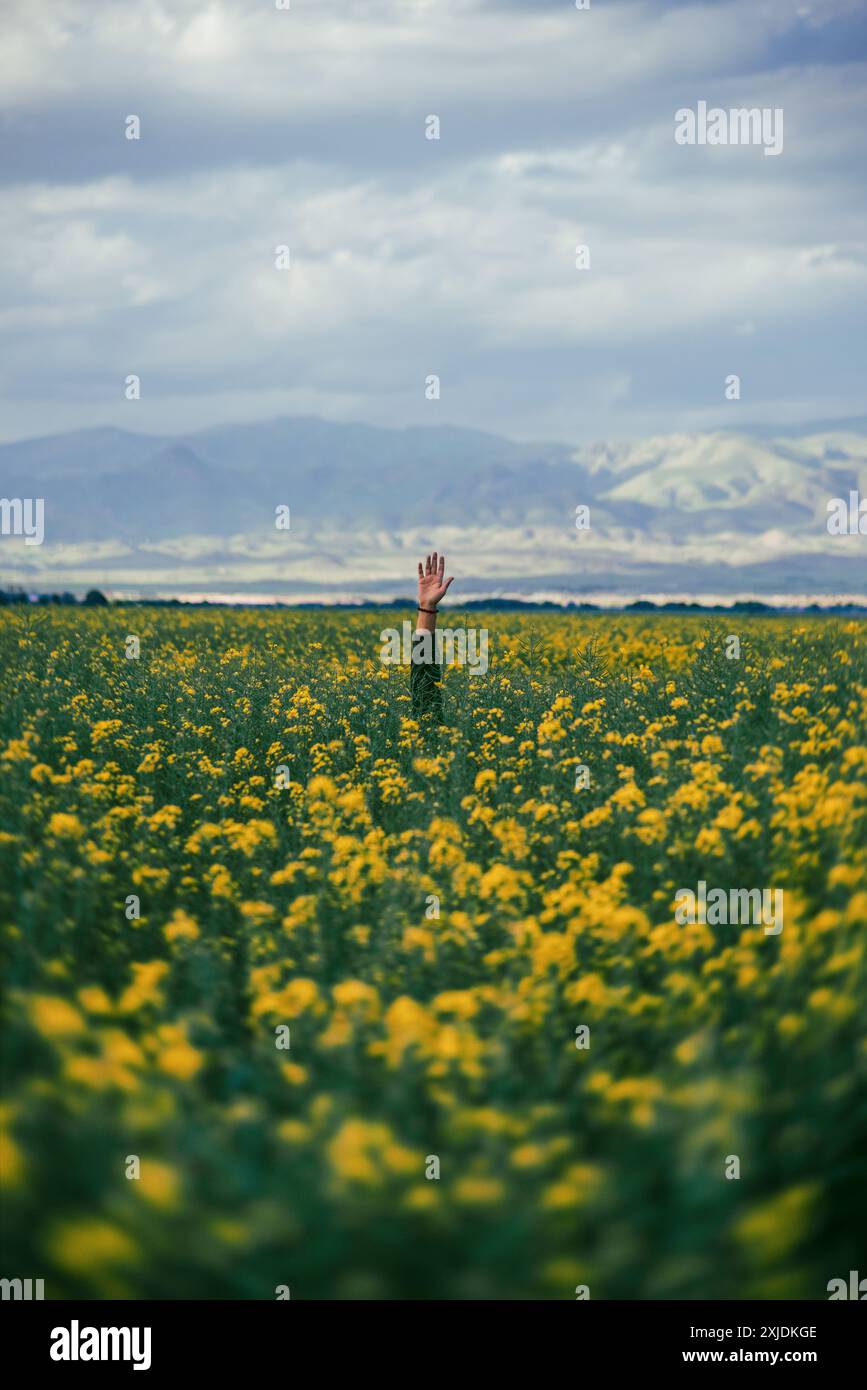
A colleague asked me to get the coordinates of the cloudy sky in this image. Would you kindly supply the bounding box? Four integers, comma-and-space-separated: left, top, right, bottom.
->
1, 0, 865, 446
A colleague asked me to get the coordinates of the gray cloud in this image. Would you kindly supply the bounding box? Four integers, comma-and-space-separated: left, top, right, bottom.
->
0, 0, 865, 443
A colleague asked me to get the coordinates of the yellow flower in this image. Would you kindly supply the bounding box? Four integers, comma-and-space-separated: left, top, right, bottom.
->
375, 996, 435, 1067
479, 862, 529, 905
632, 807, 667, 844
277, 1119, 311, 1145
47, 812, 84, 839
453, 1176, 505, 1205
694, 826, 725, 855
432, 990, 479, 1020
511, 1143, 546, 1169
135, 1160, 181, 1210
610, 782, 645, 811
280, 1062, 308, 1086
541, 1164, 603, 1209
49, 1219, 137, 1273
333, 979, 379, 1011
28, 995, 86, 1038
327, 1119, 390, 1186
733, 1185, 818, 1265
251, 977, 321, 1022
154, 1024, 204, 1080
210, 1219, 249, 1247
163, 909, 200, 943
308, 775, 339, 801
239, 900, 275, 922
117, 961, 170, 1013
403, 1184, 439, 1211
0, 1129, 25, 1188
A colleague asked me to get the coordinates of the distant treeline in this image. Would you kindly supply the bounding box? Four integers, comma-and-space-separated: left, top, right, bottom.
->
0, 589, 109, 606
1, 590, 865, 615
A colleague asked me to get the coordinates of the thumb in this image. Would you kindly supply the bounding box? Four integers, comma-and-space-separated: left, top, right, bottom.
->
442, 576, 454, 594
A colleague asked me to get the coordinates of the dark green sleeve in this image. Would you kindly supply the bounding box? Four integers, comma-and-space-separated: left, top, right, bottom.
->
411, 651, 444, 723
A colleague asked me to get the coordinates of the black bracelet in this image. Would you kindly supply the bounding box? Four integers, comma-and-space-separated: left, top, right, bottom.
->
417, 605, 438, 614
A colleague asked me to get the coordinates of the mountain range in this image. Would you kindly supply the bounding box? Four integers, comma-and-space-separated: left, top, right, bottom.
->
1, 416, 864, 600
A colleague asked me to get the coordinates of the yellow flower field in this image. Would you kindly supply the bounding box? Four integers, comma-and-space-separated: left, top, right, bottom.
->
1, 606, 865, 1298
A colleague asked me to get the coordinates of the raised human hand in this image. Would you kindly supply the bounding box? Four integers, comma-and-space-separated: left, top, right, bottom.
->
417, 552, 454, 610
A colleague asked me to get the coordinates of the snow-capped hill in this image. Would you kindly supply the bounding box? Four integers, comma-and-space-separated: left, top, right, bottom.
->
1, 415, 864, 597
587, 430, 864, 518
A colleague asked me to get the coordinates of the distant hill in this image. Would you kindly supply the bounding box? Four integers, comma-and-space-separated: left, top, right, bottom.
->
1, 415, 864, 597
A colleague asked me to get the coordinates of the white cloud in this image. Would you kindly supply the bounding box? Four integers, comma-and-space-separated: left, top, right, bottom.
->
0, 0, 864, 441
0, 0, 819, 113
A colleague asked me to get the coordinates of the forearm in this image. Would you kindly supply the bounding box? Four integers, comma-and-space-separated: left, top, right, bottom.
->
411, 604, 443, 721
416, 605, 438, 634
412, 551, 451, 724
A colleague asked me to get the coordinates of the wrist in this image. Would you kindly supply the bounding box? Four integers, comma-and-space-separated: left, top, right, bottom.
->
416, 603, 438, 633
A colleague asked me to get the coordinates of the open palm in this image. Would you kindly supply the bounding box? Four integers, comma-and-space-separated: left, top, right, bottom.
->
417, 552, 454, 609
